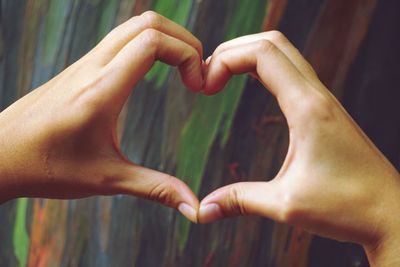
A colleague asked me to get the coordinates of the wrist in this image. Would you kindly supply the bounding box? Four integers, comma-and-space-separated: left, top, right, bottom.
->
365, 230, 400, 267
365, 172, 400, 266
0, 123, 20, 203
0, 163, 16, 204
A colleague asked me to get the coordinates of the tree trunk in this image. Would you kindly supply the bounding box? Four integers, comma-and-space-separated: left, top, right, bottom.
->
0, 0, 399, 266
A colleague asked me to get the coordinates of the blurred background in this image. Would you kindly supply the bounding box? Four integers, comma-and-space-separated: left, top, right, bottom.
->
1, 0, 399, 266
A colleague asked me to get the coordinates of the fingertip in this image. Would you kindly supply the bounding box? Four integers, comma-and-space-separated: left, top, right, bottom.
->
183, 76, 203, 93
184, 79, 203, 93
174, 178, 200, 206
199, 188, 224, 205
198, 188, 227, 223
202, 58, 230, 96
175, 179, 199, 223
178, 202, 198, 223
112, 163, 202, 223
205, 56, 212, 65
202, 89, 218, 96
179, 52, 205, 93
202, 76, 222, 96
202, 83, 227, 96
198, 203, 223, 224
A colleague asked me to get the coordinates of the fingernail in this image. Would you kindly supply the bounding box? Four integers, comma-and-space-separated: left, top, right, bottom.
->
199, 203, 222, 223
201, 63, 208, 88
178, 203, 197, 223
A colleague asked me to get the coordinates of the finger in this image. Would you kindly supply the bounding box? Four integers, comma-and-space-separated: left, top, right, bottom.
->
198, 181, 284, 224
92, 11, 203, 64
203, 40, 309, 113
211, 31, 317, 82
101, 29, 203, 106
110, 163, 199, 223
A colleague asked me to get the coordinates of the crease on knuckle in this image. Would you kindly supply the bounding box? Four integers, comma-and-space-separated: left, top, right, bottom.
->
228, 185, 247, 216
255, 39, 276, 55
182, 47, 199, 68
182, 42, 197, 58
98, 173, 120, 195
213, 51, 233, 75
140, 29, 162, 48
147, 179, 175, 207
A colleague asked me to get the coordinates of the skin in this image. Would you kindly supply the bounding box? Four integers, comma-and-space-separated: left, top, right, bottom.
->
198, 31, 400, 266
0, 11, 399, 266
0, 11, 203, 222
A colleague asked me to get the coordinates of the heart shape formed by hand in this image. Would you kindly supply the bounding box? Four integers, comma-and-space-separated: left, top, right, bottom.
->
3, 10, 388, 248
140, 31, 312, 224
164, 29, 372, 245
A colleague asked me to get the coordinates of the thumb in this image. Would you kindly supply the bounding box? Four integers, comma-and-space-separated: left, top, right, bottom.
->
198, 181, 285, 224
108, 162, 199, 223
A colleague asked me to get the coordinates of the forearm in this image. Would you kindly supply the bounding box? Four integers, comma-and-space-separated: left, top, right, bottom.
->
0, 132, 18, 204
0, 113, 29, 203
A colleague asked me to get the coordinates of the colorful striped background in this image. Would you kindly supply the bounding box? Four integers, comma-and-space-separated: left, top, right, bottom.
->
1, 0, 399, 266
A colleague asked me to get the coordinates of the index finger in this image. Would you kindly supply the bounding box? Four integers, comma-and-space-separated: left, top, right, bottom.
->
100, 29, 203, 107
203, 40, 310, 113
93, 11, 203, 63
211, 31, 318, 83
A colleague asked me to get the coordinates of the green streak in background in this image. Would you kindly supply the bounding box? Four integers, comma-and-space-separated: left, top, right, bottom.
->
175, 0, 269, 251
97, 0, 119, 42
144, 0, 193, 88
42, 0, 70, 65
13, 198, 29, 267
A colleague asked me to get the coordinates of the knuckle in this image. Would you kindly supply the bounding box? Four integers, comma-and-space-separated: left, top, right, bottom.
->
301, 91, 336, 122
205, 54, 221, 74
101, 29, 117, 43
140, 29, 162, 47
268, 30, 287, 43
228, 185, 247, 216
185, 47, 199, 62
279, 191, 298, 224
101, 16, 138, 42
98, 173, 121, 195
255, 39, 276, 54
140, 10, 162, 29
148, 179, 175, 207
214, 43, 227, 56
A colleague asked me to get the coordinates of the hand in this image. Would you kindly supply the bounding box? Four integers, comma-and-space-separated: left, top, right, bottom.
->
198, 31, 400, 265
0, 11, 202, 222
